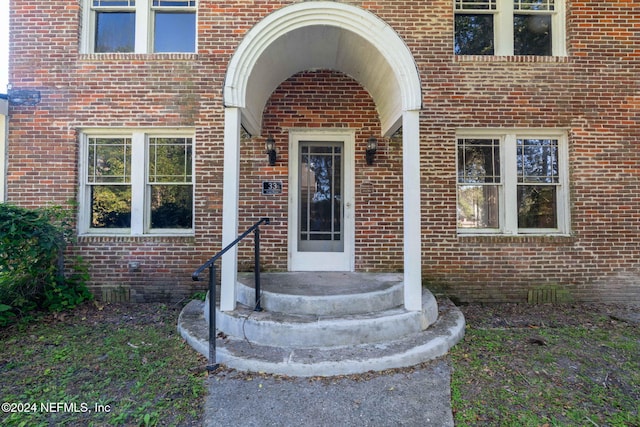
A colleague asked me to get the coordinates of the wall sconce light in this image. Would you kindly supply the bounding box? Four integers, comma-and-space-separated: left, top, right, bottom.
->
366, 136, 378, 165
265, 136, 277, 166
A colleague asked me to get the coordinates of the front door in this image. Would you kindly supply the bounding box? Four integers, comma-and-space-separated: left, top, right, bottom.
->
289, 131, 354, 271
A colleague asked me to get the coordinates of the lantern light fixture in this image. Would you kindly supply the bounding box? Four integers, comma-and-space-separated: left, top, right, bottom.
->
366, 136, 378, 165
266, 136, 277, 166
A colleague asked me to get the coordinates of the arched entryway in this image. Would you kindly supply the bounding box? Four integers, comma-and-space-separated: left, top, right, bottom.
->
220, 1, 423, 311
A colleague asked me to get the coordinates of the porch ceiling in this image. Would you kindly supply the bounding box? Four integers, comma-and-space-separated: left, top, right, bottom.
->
241, 25, 402, 137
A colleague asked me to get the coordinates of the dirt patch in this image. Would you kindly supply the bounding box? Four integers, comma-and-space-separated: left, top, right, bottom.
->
459, 302, 640, 328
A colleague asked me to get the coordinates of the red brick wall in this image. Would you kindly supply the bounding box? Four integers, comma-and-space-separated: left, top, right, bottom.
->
6, 0, 640, 303
237, 70, 404, 272
411, 0, 640, 303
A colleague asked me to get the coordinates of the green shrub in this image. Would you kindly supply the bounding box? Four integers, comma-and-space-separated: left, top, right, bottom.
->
0, 204, 92, 325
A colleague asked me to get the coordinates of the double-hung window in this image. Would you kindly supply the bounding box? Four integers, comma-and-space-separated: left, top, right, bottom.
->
454, 0, 566, 56
152, 1, 197, 53
81, 130, 194, 235
86, 0, 196, 53
92, 1, 136, 53
457, 130, 569, 235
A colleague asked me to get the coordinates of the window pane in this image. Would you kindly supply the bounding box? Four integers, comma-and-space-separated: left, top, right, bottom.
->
91, 185, 132, 228
514, 14, 552, 55
153, 0, 195, 6
455, 14, 494, 55
150, 185, 193, 229
148, 137, 192, 183
517, 139, 558, 183
95, 12, 135, 53
154, 12, 196, 53
94, 0, 135, 6
458, 185, 500, 228
518, 185, 557, 228
88, 138, 131, 183
455, 0, 496, 11
514, 0, 554, 11
458, 138, 500, 183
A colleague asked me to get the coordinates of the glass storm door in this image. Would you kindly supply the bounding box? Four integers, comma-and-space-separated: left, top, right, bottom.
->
299, 142, 344, 252
289, 133, 354, 271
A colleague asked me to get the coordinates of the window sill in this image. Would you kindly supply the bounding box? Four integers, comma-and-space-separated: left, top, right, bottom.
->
78, 53, 198, 62
457, 233, 575, 244
454, 55, 569, 64
78, 233, 195, 242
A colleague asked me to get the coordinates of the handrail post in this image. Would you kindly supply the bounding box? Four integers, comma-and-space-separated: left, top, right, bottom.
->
191, 217, 270, 370
253, 225, 263, 311
207, 264, 219, 372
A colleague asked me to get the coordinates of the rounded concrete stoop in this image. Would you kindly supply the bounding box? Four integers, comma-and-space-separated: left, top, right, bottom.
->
178, 276, 465, 376
236, 272, 405, 316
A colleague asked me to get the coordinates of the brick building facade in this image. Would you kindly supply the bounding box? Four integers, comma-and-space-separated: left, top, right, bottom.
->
5, 1, 639, 305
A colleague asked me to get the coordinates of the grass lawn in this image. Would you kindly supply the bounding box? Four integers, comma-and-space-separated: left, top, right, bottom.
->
0, 302, 207, 426
1, 301, 638, 426
450, 304, 640, 427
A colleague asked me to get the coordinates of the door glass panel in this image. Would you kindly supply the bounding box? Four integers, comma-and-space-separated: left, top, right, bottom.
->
299, 142, 343, 252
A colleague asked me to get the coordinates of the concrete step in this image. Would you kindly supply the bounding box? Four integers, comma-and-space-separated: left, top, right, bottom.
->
236, 272, 404, 316
211, 289, 437, 348
178, 297, 465, 377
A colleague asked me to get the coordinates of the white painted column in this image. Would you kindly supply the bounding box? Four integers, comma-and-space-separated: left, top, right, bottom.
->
403, 110, 422, 311
220, 107, 241, 312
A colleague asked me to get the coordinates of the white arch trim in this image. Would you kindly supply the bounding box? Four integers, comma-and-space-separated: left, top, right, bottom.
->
224, 1, 422, 136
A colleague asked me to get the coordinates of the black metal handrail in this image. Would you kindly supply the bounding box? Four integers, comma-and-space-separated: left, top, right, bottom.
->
192, 217, 270, 371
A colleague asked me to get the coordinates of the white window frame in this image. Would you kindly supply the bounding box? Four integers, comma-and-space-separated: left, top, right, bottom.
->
454, 0, 566, 56
82, 0, 197, 54
79, 129, 195, 236
456, 129, 570, 236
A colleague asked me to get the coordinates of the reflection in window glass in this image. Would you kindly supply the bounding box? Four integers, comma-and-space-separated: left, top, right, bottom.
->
517, 139, 559, 228
95, 12, 135, 53
88, 138, 131, 183
91, 186, 132, 228
458, 138, 501, 184
148, 138, 193, 229
457, 139, 501, 229
517, 139, 558, 184
154, 12, 196, 52
517, 185, 557, 228
455, 0, 496, 11
514, 0, 554, 12
87, 137, 132, 228
150, 185, 193, 228
455, 14, 494, 55
458, 185, 500, 228
514, 14, 552, 55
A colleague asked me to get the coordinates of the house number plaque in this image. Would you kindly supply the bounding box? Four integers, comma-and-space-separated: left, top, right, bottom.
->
262, 181, 283, 195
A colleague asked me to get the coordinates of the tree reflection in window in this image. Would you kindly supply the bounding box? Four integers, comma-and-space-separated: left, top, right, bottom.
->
148, 137, 193, 229
514, 14, 551, 55
517, 139, 558, 228
87, 137, 132, 228
457, 138, 501, 228
300, 144, 342, 241
455, 14, 495, 55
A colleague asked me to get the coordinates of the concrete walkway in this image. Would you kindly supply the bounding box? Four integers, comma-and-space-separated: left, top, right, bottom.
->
203, 359, 454, 426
